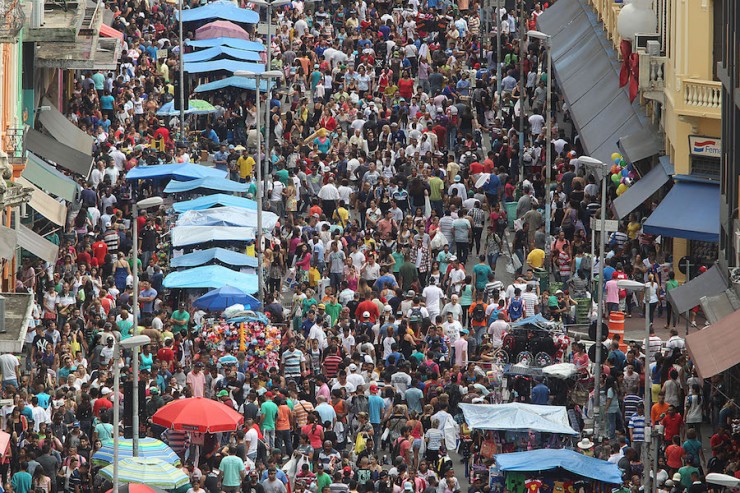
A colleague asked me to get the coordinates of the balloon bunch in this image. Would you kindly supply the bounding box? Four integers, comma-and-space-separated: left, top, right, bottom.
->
609, 152, 635, 196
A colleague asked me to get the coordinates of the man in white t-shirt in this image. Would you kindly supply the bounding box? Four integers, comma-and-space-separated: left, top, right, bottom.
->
528, 112, 545, 139
244, 418, 260, 461
422, 282, 445, 321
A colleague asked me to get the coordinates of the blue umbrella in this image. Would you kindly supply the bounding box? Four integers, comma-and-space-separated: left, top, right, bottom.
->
218, 355, 238, 364
192, 284, 261, 311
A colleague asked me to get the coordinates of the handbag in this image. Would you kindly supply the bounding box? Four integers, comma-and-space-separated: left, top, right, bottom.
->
381, 427, 390, 442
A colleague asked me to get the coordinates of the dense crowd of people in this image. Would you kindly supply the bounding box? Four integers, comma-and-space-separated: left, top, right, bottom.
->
8, 0, 738, 493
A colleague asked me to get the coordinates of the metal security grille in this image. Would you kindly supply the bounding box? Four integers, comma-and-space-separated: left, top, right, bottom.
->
691, 156, 721, 179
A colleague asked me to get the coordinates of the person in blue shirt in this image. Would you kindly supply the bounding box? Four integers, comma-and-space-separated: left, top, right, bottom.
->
367, 385, 386, 452
201, 124, 220, 148
484, 172, 502, 206
374, 270, 398, 292
531, 378, 550, 405
11, 462, 32, 493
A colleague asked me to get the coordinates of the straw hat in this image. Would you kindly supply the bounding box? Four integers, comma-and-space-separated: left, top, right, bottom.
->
577, 438, 595, 450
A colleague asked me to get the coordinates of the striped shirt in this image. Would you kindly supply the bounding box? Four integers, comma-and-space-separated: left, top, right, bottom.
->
623, 394, 643, 421
469, 207, 486, 228
293, 400, 315, 428
628, 413, 646, 441
281, 349, 305, 378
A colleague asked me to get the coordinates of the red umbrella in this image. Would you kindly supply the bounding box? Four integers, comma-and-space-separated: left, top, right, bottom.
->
106, 484, 170, 493
151, 397, 244, 433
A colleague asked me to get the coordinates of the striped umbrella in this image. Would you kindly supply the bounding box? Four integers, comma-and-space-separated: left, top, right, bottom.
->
99, 458, 190, 489
93, 438, 181, 467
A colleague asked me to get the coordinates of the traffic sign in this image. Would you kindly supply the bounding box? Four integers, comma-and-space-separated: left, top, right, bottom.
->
590, 217, 619, 232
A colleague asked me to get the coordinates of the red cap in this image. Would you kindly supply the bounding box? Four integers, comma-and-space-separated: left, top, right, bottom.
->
370, 384, 379, 393
343, 466, 352, 474
265, 391, 274, 398
474, 63, 481, 69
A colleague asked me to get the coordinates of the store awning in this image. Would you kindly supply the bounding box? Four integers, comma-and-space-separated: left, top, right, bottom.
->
15, 177, 68, 226
184, 59, 265, 75
183, 45, 262, 63
537, 0, 649, 164
686, 309, 740, 379
162, 265, 258, 291
613, 156, 674, 219
0, 226, 17, 260
495, 449, 622, 484
643, 179, 720, 241
186, 37, 265, 52
163, 177, 249, 194
17, 224, 59, 264
23, 153, 80, 203
667, 264, 728, 314
170, 247, 257, 268
172, 194, 258, 213
176, 1, 259, 24
176, 206, 278, 230
617, 129, 663, 164
25, 129, 94, 177
126, 163, 227, 181
37, 98, 94, 156
35, 37, 123, 71
194, 76, 273, 94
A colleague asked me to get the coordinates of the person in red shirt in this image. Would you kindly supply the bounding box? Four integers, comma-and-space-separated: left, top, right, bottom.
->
710, 425, 732, 457
664, 435, 686, 472
398, 72, 415, 100
157, 338, 176, 371
93, 388, 113, 417
355, 293, 380, 323
91, 237, 108, 266
661, 405, 684, 442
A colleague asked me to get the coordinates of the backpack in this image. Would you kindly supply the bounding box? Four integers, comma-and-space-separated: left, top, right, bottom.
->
391, 436, 408, 459
508, 298, 523, 320
579, 254, 593, 276
409, 307, 423, 323
472, 303, 486, 322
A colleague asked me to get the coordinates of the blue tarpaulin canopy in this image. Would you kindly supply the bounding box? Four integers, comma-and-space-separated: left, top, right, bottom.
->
176, 206, 278, 230
183, 46, 262, 63
173, 194, 258, 212
643, 178, 720, 242
613, 156, 675, 219
163, 265, 258, 292
495, 449, 623, 484
177, 1, 259, 24
171, 226, 255, 247
170, 247, 257, 268
126, 163, 227, 181
164, 177, 249, 194
186, 37, 265, 52
185, 60, 265, 74
194, 76, 273, 93
193, 285, 261, 311
459, 403, 578, 435
509, 314, 559, 329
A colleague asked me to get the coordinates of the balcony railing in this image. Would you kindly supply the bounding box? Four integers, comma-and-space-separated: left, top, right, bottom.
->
680, 79, 722, 118
638, 52, 667, 101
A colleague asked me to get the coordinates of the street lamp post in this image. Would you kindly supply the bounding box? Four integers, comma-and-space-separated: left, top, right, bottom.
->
178, 0, 186, 136
112, 335, 152, 493
527, 30, 551, 265
495, 0, 502, 105
234, 70, 285, 304
579, 156, 609, 438
618, 279, 654, 493
131, 196, 163, 456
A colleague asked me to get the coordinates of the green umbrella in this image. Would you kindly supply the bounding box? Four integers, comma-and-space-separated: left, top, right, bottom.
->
186, 99, 216, 114
99, 458, 190, 489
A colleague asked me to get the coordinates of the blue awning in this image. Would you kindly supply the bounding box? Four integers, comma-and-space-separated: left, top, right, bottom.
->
126, 163, 227, 181
643, 179, 720, 242
613, 156, 675, 219
171, 226, 255, 247
177, 1, 259, 24
170, 247, 257, 268
495, 449, 623, 484
173, 194, 258, 213
163, 177, 249, 194
186, 37, 265, 52
194, 76, 273, 93
183, 46, 262, 63
184, 59, 265, 74
163, 265, 258, 292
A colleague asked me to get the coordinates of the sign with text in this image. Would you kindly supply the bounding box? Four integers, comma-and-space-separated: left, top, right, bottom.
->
590, 217, 619, 232
689, 135, 721, 157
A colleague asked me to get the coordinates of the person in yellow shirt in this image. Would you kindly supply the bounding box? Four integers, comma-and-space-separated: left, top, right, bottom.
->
527, 248, 546, 270
237, 149, 255, 182
333, 205, 349, 228
627, 213, 640, 240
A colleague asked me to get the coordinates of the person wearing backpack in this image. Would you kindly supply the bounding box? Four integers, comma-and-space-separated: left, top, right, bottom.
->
508, 288, 524, 322
468, 292, 488, 344
391, 426, 413, 465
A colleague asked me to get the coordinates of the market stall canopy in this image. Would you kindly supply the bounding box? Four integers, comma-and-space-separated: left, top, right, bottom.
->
170, 247, 257, 268
706, 474, 740, 489
195, 20, 251, 41
17, 224, 60, 264
184, 59, 265, 74
162, 265, 258, 291
25, 129, 94, 178
685, 308, 740, 379
37, 97, 94, 156
643, 178, 720, 242
177, 1, 259, 24
0, 226, 17, 260
495, 449, 622, 484
163, 177, 249, 194
156, 100, 217, 116
151, 396, 245, 432
613, 156, 674, 219
183, 45, 262, 63
23, 152, 79, 203
171, 226, 255, 247
99, 458, 189, 489
193, 285, 261, 311
509, 314, 559, 329
15, 177, 68, 227
186, 37, 265, 52
0, 431, 10, 457
126, 163, 227, 181
92, 438, 180, 467
459, 403, 578, 435
172, 193, 258, 212
176, 206, 278, 230
666, 264, 728, 315
194, 75, 273, 93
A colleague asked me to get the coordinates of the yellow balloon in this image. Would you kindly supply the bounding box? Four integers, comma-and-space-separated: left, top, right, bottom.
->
616, 183, 628, 196
611, 152, 621, 162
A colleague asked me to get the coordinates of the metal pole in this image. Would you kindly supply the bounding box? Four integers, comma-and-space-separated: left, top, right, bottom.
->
518, 0, 525, 182
684, 262, 691, 335
255, 76, 264, 305
178, 0, 185, 137
592, 170, 607, 438
643, 287, 653, 493
112, 343, 121, 493
544, 41, 552, 268
265, 3, 272, 175
131, 203, 140, 455
496, 0, 501, 105
590, 228, 596, 285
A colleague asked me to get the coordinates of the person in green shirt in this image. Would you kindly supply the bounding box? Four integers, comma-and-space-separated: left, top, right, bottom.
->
391, 244, 405, 274
437, 245, 452, 275
398, 254, 419, 292
218, 445, 246, 491
664, 271, 679, 328
428, 172, 445, 215
169, 302, 191, 334
116, 309, 134, 339
315, 463, 332, 492
260, 392, 279, 449
11, 462, 32, 493
274, 167, 289, 185
472, 255, 493, 292
324, 298, 342, 326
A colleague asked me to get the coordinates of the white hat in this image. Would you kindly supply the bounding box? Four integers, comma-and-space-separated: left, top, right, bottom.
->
362, 311, 370, 318
364, 355, 374, 364
348, 364, 358, 371
577, 438, 594, 449
101, 387, 112, 396
384, 305, 392, 312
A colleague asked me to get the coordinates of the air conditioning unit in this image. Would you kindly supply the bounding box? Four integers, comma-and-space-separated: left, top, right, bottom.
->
31, 0, 44, 27
646, 40, 660, 56
634, 33, 662, 52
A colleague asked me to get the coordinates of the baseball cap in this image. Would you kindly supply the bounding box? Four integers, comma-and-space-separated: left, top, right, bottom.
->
265, 391, 274, 398
384, 305, 392, 312
348, 364, 357, 371
73, 421, 80, 428
343, 466, 352, 474
404, 483, 413, 491
318, 304, 326, 309
149, 387, 160, 394
364, 355, 374, 364
101, 387, 112, 396
217, 390, 229, 398
370, 384, 379, 393
362, 311, 370, 318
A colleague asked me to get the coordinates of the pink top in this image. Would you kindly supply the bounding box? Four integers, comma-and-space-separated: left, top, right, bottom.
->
605, 279, 620, 303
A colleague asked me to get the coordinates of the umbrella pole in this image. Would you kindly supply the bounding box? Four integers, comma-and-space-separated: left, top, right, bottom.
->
113, 343, 121, 493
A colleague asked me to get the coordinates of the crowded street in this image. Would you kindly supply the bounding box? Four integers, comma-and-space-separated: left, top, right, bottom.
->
0, 0, 737, 493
